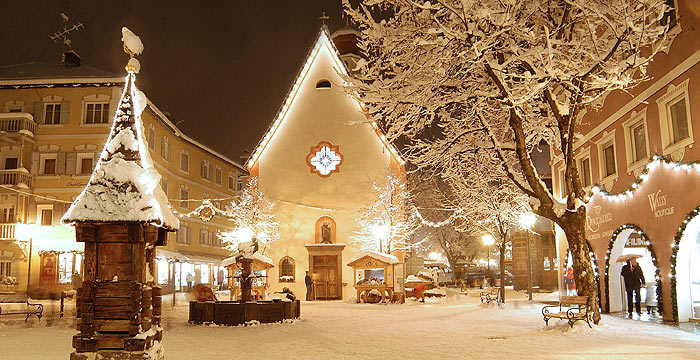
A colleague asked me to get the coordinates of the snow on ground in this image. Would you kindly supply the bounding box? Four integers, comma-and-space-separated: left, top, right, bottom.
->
1, 289, 699, 359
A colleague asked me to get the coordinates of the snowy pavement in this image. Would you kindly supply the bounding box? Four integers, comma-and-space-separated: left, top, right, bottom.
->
1, 289, 699, 359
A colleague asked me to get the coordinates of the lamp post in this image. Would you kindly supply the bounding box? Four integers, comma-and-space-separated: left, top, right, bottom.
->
519, 212, 537, 302
372, 224, 390, 253
16, 223, 40, 295
482, 234, 495, 287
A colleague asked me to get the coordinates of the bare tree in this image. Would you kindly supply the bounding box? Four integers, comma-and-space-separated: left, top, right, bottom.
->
345, 0, 670, 323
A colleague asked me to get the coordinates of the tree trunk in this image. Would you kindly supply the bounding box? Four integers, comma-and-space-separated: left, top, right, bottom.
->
560, 211, 601, 324
239, 258, 253, 302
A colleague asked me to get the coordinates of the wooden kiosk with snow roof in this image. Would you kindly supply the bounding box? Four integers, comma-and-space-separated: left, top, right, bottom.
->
63, 28, 176, 360
245, 25, 407, 301
348, 250, 400, 303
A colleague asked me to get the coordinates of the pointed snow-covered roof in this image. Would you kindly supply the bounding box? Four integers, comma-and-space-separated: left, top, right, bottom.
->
62, 70, 178, 230
246, 26, 405, 170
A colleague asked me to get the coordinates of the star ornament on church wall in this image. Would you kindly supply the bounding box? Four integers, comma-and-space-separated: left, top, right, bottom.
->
306, 141, 343, 177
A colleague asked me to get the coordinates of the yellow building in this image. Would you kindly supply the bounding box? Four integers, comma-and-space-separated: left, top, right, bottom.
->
0, 59, 246, 297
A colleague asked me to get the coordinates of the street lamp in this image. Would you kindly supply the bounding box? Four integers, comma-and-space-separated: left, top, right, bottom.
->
15, 223, 41, 295
372, 224, 390, 253
519, 212, 537, 302
482, 234, 495, 273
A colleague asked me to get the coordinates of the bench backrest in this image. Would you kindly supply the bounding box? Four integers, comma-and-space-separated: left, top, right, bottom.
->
0, 294, 29, 303
560, 296, 589, 306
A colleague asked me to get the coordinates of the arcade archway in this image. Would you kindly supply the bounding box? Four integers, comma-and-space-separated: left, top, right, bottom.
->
671, 206, 700, 322
603, 225, 661, 315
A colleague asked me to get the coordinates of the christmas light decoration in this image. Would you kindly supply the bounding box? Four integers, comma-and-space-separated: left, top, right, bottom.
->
246, 28, 404, 171
668, 205, 700, 322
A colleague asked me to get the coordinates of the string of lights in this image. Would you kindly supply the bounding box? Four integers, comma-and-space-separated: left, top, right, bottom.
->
0, 184, 73, 203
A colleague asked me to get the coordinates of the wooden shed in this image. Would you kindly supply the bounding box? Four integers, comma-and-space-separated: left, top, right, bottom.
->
347, 250, 401, 303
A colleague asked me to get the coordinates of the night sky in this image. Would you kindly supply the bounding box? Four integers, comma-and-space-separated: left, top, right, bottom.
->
1, 0, 350, 163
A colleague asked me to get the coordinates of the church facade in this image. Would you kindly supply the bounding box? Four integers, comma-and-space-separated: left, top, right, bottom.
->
246, 27, 406, 300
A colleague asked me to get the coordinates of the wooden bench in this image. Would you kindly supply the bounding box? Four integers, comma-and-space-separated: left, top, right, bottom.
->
480, 287, 500, 304
541, 295, 591, 328
0, 294, 43, 321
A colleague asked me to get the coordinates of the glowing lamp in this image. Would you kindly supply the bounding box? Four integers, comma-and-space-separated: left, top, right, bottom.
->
372, 224, 390, 240
519, 212, 537, 229
15, 223, 42, 241
236, 228, 254, 242
482, 234, 495, 246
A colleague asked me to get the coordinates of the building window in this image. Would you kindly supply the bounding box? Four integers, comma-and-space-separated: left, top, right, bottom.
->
630, 122, 648, 163
199, 228, 210, 246
180, 187, 189, 209
237, 175, 243, 191
161, 136, 170, 161
558, 168, 566, 200
76, 153, 94, 175
147, 125, 155, 151
602, 143, 616, 178
38, 206, 53, 226
669, 97, 690, 145
41, 154, 57, 175
58, 252, 82, 284
1, 207, 16, 223
279, 257, 295, 282
228, 174, 235, 190
201, 160, 211, 181
44, 103, 61, 124
180, 152, 190, 172
660, 0, 677, 29
177, 223, 191, 244
215, 167, 222, 185
578, 157, 591, 188
657, 79, 693, 155
211, 231, 220, 247
0, 260, 11, 277
316, 79, 331, 89
4, 157, 18, 170
84, 103, 109, 124
160, 177, 168, 196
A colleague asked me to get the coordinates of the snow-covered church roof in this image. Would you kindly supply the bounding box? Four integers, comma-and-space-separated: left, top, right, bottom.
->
62, 51, 178, 230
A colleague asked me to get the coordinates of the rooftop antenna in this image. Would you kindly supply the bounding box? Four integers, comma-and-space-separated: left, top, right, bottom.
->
319, 12, 330, 25
50, 13, 84, 50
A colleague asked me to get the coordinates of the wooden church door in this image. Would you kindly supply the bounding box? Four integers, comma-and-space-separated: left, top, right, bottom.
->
312, 255, 340, 300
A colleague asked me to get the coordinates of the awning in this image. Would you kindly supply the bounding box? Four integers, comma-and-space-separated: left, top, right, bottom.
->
178, 251, 228, 265
156, 249, 188, 262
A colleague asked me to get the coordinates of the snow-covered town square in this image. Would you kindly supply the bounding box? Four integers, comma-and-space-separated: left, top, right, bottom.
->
2, 0, 700, 359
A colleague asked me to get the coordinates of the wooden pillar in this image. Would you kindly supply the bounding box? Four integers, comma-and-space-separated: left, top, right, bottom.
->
70, 223, 169, 360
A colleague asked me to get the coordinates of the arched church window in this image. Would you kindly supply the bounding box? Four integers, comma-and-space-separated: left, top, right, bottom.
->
316, 79, 331, 89
279, 257, 295, 282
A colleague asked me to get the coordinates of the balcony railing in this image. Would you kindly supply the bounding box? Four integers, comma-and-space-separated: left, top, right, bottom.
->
0, 169, 33, 188
0, 223, 15, 240
0, 113, 38, 135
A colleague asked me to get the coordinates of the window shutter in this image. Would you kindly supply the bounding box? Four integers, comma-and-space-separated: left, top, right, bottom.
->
53, 204, 62, 225
59, 102, 70, 124
34, 102, 44, 124
56, 152, 67, 174
66, 152, 77, 175
30, 152, 39, 174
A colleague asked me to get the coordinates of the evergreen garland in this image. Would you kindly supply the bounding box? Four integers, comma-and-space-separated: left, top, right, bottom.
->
669, 206, 700, 322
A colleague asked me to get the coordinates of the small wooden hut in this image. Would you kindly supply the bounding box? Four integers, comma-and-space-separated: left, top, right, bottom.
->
347, 250, 400, 303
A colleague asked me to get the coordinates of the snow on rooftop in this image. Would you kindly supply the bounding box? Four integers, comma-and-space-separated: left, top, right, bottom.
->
62, 72, 178, 230
348, 250, 399, 265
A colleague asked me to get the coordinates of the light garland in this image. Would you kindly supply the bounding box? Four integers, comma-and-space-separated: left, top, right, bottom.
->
412, 206, 455, 228
602, 224, 662, 315
563, 245, 601, 302
589, 155, 700, 202
246, 28, 405, 170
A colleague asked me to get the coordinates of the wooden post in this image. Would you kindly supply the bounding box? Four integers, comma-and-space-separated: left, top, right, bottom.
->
239, 258, 253, 302
70, 223, 169, 360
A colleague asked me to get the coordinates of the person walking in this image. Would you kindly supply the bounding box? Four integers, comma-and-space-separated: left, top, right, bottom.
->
305, 271, 313, 301
186, 273, 194, 291
621, 258, 645, 316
